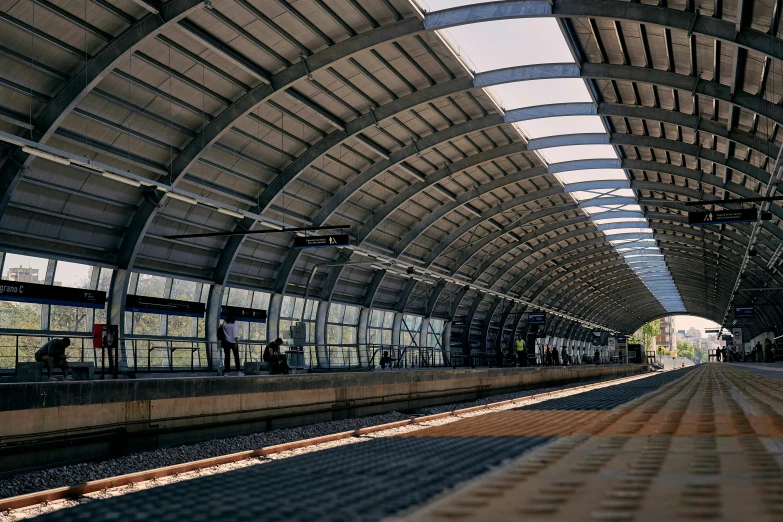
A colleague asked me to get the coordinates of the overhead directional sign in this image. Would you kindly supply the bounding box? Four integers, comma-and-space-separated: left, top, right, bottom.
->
0, 280, 105, 308
293, 234, 350, 248
126, 295, 206, 317
735, 306, 754, 319
528, 313, 546, 325
688, 209, 757, 226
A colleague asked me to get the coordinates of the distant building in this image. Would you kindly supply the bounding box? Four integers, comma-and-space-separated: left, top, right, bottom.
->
7, 266, 39, 283
686, 327, 701, 342
657, 316, 675, 353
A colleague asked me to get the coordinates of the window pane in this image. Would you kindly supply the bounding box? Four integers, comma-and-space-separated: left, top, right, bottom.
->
328, 303, 344, 323
343, 305, 360, 325
281, 296, 295, 318
342, 326, 357, 345
327, 325, 340, 345
292, 298, 305, 319
97, 268, 113, 292
369, 310, 383, 327
133, 313, 161, 335
252, 291, 270, 310
167, 315, 191, 337
3, 254, 47, 282
50, 306, 91, 332
54, 261, 92, 288
0, 302, 41, 329
170, 279, 197, 301
227, 287, 252, 307
136, 274, 166, 298
382, 311, 394, 328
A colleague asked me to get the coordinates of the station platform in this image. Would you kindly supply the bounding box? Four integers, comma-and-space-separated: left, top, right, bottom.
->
20, 364, 783, 521
0, 364, 643, 475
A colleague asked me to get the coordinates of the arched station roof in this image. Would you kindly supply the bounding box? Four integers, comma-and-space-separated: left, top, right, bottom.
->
0, 0, 782, 340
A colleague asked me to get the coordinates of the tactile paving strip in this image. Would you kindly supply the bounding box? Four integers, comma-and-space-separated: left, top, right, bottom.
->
26, 368, 695, 522
395, 365, 783, 522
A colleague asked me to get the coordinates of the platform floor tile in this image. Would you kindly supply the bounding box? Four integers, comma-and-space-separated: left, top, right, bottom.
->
395, 365, 783, 522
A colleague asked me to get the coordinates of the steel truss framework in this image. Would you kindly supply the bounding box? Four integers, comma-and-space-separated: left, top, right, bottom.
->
0, 0, 782, 354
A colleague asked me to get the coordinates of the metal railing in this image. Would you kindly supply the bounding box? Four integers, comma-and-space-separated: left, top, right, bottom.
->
0, 332, 444, 376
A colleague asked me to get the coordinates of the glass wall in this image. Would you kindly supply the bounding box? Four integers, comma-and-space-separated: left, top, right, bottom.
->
401, 314, 422, 346
222, 287, 271, 342
427, 319, 445, 349
279, 296, 318, 343
326, 303, 360, 346
368, 309, 395, 345
0, 253, 112, 372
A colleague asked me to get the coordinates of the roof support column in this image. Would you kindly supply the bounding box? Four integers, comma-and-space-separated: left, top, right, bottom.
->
358, 306, 371, 367
315, 300, 329, 367
442, 320, 452, 366
267, 293, 283, 342
107, 268, 131, 373
392, 311, 403, 349
205, 283, 222, 373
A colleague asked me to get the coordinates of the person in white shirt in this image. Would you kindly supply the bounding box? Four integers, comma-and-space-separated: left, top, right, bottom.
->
221, 315, 242, 376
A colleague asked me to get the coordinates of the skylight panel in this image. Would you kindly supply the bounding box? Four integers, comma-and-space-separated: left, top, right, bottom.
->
541, 144, 618, 163
603, 227, 651, 235
491, 79, 593, 110
438, 19, 574, 71
515, 116, 607, 139
556, 169, 628, 183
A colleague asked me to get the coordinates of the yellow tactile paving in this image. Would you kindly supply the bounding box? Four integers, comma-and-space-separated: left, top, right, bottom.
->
393, 365, 783, 522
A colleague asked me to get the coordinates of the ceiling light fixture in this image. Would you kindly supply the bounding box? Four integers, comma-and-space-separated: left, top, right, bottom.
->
102, 171, 141, 187
22, 146, 71, 166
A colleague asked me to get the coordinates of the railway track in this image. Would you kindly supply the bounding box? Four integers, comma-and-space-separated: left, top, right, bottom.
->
0, 369, 659, 518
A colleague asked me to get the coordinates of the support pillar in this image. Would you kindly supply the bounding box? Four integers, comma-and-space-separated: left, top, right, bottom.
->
358, 307, 370, 366
206, 283, 223, 372
107, 268, 131, 372
392, 311, 403, 347
315, 300, 328, 367
267, 293, 282, 341
442, 320, 452, 365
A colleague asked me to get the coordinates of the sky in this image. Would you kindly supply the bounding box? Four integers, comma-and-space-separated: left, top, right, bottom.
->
428, 1, 686, 315
670, 315, 721, 335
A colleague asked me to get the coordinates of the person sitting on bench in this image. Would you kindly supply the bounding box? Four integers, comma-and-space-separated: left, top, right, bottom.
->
263, 338, 290, 375
379, 350, 394, 369
35, 337, 73, 381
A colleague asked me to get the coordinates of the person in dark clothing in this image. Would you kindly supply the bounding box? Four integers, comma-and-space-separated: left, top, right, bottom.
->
379, 350, 394, 369
35, 338, 72, 381
716, 347, 722, 362
552, 346, 560, 366
594, 349, 601, 364
561, 347, 569, 366
544, 346, 552, 366
263, 338, 290, 375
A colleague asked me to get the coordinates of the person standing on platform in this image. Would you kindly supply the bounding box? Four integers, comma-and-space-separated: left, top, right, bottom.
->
594, 349, 601, 364
221, 314, 242, 376
716, 347, 722, 362
544, 346, 552, 366
552, 346, 560, 366
35, 337, 73, 381
515, 335, 526, 367
561, 346, 569, 366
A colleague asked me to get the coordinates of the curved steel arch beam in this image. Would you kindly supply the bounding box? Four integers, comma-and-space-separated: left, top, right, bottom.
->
475, 62, 783, 130
379, 154, 771, 317
117, 17, 429, 273
272, 123, 536, 294
0, 0, 206, 215
423, 0, 783, 63
508, 102, 780, 160
274, 59, 782, 300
